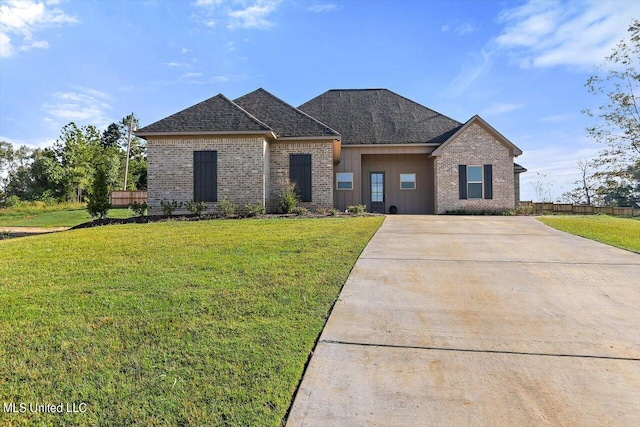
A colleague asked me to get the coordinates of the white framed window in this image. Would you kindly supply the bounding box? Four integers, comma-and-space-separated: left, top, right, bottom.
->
467, 165, 483, 199
400, 173, 416, 190
336, 172, 353, 190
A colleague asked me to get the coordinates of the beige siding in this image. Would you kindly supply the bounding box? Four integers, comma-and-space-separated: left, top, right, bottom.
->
434, 123, 515, 213
146, 135, 268, 215
335, 146, 436, 214
268, 140, 334, 212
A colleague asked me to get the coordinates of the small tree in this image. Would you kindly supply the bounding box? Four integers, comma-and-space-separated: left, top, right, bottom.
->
86, 161, 111, 219
561, 160, 600, 205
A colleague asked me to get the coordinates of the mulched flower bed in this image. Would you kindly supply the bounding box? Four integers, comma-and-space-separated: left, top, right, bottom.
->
70, 212, 379, 230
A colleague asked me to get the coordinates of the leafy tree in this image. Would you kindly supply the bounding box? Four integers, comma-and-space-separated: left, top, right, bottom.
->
29, 148, 68, 200
0, 141, 14, 194
101, 123, 124, 149
2, 143, 34, 199
597, 160, 640, 208
584, 19, 640, 180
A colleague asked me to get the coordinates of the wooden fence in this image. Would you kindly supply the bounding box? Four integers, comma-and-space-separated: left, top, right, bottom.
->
110, 191, 147, 207
520, 201, 637, 217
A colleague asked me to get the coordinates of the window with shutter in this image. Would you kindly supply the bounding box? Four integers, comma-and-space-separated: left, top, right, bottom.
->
289, 154, 312, 202
193, 151, 217, 202
467, 166, 483, 199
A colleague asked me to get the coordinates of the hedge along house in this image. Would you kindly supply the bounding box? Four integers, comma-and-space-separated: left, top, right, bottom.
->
136, 88, 525, 215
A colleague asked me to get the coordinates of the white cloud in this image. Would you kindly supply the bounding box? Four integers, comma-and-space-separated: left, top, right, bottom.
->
182, 72, 203, 78
494, 0, 639, 69
538, 113, 576, 123
20, 39, 49, 51
448, 49, 492, 96
308, 3, 337, 13
194, 0, 223, 5
455, 22, 475, 36
164, 61, 181, 67
43, 88, 112, 128
227, 1, 279, 30
482, 102, 524, 116
193, 0, 280, 30
0, 32, 13, 57
0, 134, 56, 150
441, 22, 476, 35
0, 0, 77, 58
181, 47, 191, 54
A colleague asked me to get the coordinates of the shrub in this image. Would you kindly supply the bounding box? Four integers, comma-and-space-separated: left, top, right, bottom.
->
291, 206, 308, 215
129, 202, 148, 217
245, 203, 266, 217
347, 204, 366, 214
185, 200, 207, 217
508, 204, 536, 216
217, 198, 236, 217
86, 164, 111, 220
329, 209, 340, 216
0, 230, 9, 240
315, 207, 328, 215
3, 195, 22, 208
279, 182, 299, 214
160, 199, 181, 216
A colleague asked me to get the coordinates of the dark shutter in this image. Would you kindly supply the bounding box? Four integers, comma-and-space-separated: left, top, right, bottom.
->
484, 164, 493, 200
194, 151, 217, 202
458, 165, 467, 200
290, 154, 312, 202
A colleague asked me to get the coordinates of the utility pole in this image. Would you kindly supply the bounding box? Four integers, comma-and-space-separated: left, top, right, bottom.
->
123, 112, 135, 190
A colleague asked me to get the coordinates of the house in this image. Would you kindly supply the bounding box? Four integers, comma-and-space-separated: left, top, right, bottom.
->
136, 88, 525, 215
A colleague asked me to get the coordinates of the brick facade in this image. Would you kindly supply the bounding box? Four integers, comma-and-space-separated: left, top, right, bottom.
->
434, 123, 515, 213
268, 141, 334, 212
146, 135, 268, 215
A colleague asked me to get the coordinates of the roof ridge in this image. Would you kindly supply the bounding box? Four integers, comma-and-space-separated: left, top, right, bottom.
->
327, 88, 387, 91
235, 88, 340, 137
216, 93, 273, 131
256, 88, 341, 137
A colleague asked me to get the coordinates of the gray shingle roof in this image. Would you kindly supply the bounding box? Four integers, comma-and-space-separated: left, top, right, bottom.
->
298, 89, 462, 145
136, 93, 272, 134
234, 88, 339, 138
514, 163, 527, 173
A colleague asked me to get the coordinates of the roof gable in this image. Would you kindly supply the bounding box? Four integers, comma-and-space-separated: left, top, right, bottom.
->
234, 88, 339, 138
298, 89, 462, 145
136, 93, 272, 135
431, 115, 523, 157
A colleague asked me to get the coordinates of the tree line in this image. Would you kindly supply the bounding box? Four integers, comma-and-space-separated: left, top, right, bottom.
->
0, 115, 146, 206
560, 19, 639, 208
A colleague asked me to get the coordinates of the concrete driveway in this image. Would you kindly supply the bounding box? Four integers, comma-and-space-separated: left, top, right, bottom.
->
287, 216, 640, 426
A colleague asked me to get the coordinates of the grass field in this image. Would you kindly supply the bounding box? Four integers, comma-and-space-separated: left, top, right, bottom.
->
0, 203, 133, 227
538, 215, 640, 253
0, 217, 383, 425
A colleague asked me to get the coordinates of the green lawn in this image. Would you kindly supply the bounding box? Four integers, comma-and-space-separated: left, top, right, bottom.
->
0, 205, 133, 227
0, 217, 383, 425
538, 215, 640, 253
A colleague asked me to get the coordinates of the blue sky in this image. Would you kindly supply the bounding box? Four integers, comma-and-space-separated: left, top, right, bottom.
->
1, 0, 638, 201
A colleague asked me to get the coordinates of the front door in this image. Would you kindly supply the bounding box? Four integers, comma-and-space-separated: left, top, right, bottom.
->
370, 172, 385, 213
